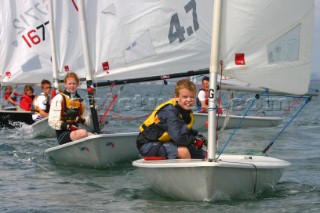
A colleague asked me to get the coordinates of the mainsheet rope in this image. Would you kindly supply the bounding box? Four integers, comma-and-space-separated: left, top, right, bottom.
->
262, 96, 312, 154
216, 93, 259, 159
99, 80, 170, 127
99, 85, 124, 125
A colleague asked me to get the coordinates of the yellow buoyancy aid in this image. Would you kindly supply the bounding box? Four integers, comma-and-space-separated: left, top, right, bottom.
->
60, 92, 83, 123
139, 98, 194, 142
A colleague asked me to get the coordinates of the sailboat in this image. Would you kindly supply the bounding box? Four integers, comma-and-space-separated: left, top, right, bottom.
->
0, 0, 56, 137
44, 0, 139, 167
44, 0, 221, 167
133, 0, 315, 201
193, 75, 284, 130
193, 112, 283, 131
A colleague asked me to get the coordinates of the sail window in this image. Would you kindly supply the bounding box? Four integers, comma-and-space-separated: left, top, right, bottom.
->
267, 24, 301, 64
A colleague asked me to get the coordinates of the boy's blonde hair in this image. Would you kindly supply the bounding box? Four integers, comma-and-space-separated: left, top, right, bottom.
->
174, 79, 196, 96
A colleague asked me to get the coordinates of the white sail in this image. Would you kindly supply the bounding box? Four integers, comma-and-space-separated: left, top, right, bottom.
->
44, 0, 140, 167
50, 0, 86, 79
0, 0, 52, 84
81, 0, 314, 95
82, 0, 213, 81
219, 0, 314, 95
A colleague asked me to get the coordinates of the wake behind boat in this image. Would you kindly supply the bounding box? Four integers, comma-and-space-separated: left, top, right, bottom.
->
0, 108, 34, 129
193, 112, 283, 131
0, 108, 55, 138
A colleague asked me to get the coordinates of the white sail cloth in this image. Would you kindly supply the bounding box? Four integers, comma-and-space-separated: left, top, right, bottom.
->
50, 0, 85, 79
219, 0, 314, 95
82, 0, 214, 81
0, 0, 52, 84
82, 0, 313, 95
0, 0, 86, 84
1, 0, 314, 96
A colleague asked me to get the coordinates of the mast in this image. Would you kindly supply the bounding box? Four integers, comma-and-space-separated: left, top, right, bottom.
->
78, 0, 100, 134
48, 0, 59, 95
207, 0, 222, 161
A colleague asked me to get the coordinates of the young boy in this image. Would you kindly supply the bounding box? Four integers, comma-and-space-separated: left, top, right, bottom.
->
136, 79, 207, 159
19, 84, 35, 111
197, 76, 209, 113
32, 79, 52, 121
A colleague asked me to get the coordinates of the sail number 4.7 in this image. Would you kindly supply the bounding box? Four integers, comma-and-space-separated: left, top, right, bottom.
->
168, 0, 199, 44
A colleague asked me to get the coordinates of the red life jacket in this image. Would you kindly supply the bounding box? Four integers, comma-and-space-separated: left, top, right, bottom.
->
19, 94, 34, 111
197, 88, 209, 106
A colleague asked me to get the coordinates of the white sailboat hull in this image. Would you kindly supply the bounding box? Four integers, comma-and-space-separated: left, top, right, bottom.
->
29, 118, 56, 138
133, 155, 290, 201
193, 112, 282, 131
45, 132, 139, 168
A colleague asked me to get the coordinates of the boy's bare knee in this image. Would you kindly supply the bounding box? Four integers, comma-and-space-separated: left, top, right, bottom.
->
177, 147, 191, 159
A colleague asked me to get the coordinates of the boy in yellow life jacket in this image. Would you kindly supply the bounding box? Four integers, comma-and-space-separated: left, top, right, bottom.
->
136, 79, 207, 159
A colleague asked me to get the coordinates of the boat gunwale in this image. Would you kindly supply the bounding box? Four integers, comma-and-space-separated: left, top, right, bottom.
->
132, 155, 291, 169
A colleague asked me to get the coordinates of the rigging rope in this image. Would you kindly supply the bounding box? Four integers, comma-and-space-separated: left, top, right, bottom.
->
98, 84, 115, 111
262, 96, 312, 154
106, 80, 168, 122
215, 60, 225, 143
217, 93, 234, 140
283, 97, 301, 112
217, 94, 258, 159
99, 79, 169, 128
99, 86, 124, 125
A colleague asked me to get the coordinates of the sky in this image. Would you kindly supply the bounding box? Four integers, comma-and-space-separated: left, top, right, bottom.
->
312, 0, 320, 79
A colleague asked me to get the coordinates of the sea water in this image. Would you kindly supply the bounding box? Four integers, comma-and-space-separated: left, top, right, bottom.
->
0, 80, 319, 212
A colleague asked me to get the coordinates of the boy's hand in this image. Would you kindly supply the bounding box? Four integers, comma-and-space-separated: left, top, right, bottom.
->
193, 135, 207, 149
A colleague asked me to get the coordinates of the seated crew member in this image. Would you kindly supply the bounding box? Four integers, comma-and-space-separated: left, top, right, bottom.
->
19, 84, 35, 111
136, 79, 207, 160
48, 72, 93, 145
197, 76, 209, 113
32, 79, 52, 121
3, 85, 22, 107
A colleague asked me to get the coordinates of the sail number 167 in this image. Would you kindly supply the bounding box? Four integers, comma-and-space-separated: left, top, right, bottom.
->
21, 21, 49, 48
